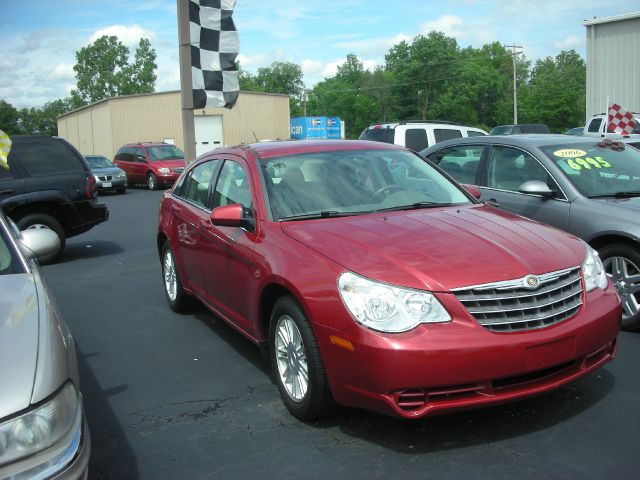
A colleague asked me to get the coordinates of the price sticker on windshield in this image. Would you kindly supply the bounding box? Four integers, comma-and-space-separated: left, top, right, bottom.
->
553, 149, 586, 158
565, 156, 611, 171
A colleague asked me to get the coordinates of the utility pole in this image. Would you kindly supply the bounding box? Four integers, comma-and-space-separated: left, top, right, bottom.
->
177, 0, 196, 164
504, 44, 522, 124
303, 87, 307, 117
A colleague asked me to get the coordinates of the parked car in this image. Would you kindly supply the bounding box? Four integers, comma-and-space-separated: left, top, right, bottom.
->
422, 135, 640, 330
157, 139, 619, 421
565, 127, 584, 136
113, 142, 185, 190
489, 124, 550, 135
85, 155, 127, 194
0, 210, 90, 479
2, 135, 109, 263
358, 120, 487, 152
584, 113, 640, 140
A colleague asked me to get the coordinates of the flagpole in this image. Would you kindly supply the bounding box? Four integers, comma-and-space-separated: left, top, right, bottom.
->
604, 96, 609, 139
177, 0, 197, 165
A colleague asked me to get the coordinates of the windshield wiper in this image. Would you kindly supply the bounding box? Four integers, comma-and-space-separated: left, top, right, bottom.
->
590, 191, 640, 199
278, 210, 368, 221
375, 202, 453, 213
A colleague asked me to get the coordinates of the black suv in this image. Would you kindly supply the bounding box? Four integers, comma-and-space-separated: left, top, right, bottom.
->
1, 136, 109, 262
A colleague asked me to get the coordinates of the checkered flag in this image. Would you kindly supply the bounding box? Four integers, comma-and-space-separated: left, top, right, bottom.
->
607, 103, 637, 135
189, 0, 239, 109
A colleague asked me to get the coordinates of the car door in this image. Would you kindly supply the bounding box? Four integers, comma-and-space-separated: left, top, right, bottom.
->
199, 156, 260, 336
478, 145, 570, 230
169, 159, 220, 297
132, 148, 148, 183
114, 147, 134, 180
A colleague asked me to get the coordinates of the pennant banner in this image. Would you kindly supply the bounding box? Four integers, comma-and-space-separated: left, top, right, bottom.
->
0, 129, 11, 171
189, 0, 239, 109
607, 103, 637, 135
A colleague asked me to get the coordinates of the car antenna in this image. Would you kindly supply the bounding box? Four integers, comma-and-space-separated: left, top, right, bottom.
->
252, 130, 259, 142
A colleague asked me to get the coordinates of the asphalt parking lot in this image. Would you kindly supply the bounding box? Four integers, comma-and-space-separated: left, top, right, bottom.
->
42, 188, 640, 480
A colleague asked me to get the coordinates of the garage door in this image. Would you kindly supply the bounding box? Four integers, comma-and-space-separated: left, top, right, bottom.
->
194, 115, 223, 157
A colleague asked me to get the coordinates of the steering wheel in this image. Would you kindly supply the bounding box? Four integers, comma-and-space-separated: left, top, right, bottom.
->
372, 185, 404, 202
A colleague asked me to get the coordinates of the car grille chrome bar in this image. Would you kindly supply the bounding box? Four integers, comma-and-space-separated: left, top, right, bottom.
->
97, 175, 113, 181
452, 267, 583, 332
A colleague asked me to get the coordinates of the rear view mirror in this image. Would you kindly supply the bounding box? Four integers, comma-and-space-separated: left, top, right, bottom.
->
518, 180, 556, 198
19, 229, 61, 261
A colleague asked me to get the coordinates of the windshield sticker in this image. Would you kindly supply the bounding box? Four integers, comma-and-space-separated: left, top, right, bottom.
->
554, 149, 586, 158
565, 156, 611, 171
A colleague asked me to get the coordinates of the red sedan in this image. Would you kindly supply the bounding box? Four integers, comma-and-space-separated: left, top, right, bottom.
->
157, 140, 620, 420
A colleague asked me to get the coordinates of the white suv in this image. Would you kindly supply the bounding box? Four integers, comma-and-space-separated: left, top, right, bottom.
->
584, 113, 640, 140
359, 121, 487, 151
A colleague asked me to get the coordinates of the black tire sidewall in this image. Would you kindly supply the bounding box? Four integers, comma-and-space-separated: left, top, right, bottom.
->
269, 296, 333, 420
599, 243, 640, 331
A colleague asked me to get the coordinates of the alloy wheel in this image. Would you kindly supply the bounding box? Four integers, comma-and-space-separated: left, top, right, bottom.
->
604, 256, 640, 318
164, 250, 177, 302
274, 315, 308, 402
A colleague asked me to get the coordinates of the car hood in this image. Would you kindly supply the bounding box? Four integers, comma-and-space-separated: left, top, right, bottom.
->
0, 274, 39, 419
152, 159, 185, 168
91, 167, 123, 175
281, 204, 586, 291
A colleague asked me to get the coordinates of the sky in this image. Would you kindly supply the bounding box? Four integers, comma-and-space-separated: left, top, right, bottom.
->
0, 0, 636, 108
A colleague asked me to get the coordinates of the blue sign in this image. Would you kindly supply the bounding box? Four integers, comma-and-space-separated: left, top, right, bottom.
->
290, 117, 342, 140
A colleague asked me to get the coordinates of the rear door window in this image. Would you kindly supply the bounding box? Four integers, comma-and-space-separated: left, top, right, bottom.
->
434, 128, 463, 144
179, 160, 220, 209
405, 128, 429, 151
587, 118, 602, 133
15, 139, 85, 175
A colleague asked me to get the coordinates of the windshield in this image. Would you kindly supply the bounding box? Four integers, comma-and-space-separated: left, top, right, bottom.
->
490, 126, 511, 135
85, 155, 113, 168
540, 142, 640, 198
260, 149, 472, 221
146, 145, 184, 161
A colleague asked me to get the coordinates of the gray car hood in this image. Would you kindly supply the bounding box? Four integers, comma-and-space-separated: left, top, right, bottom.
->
91, 167, 124, 176
0, 274, 39, 418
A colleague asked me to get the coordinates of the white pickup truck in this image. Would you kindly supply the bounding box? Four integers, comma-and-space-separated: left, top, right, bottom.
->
584, 113, 640, 140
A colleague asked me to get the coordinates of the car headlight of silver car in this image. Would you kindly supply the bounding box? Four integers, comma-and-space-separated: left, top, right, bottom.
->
0, 382, 81, 470
116, 171, 127, 178
582, 245, 608, 292
338, 272, 451, 333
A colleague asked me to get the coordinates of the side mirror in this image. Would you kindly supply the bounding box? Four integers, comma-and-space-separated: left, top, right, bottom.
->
19, 229, 61, 261
210, 204, 255, 231
462, 184, 482, 199
518, 180, 556, 198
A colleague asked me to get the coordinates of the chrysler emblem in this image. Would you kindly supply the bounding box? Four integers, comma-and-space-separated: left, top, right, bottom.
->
524, 275, 540, 288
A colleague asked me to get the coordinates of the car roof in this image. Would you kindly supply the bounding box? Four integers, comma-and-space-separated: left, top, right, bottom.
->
215, 139, 407, 159
124, 142, 169, 147
421, 134, 606, 153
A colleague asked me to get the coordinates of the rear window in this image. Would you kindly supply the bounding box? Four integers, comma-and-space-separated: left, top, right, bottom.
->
405, 128, 429, 151
490, 126, 512, 135
467, 130, 486, 137
13, 139, 85, 175
359, 127, 394, 144
434, 128, 463, 143
518, 124, 550, 134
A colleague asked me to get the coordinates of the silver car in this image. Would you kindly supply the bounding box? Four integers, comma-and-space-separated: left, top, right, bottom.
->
0, 212, 90, 479
85, 155, 127, 194
422, 135, 640, 330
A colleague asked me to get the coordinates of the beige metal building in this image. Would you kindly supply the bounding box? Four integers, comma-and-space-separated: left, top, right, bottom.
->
584, 12, 640, 119
57, 90, 291, 160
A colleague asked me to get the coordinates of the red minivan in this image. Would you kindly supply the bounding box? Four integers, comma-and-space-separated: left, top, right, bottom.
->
157, 140, 620, 421
113, 142, 185, 190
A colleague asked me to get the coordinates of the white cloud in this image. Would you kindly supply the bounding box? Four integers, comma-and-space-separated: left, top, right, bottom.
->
420, 15, 464, 38
89, 24, 155, 48
51, 63, 75, 79
554, 35, 584, 51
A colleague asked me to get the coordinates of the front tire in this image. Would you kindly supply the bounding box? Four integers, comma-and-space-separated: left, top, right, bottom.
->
600, 243, 640, 331
269, 296, 335, 420
147, 173, 158, 191
16, 213, 65, 264
161, 242, 194, 313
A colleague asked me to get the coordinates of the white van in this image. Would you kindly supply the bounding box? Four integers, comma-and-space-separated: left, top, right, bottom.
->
359, 121, 487, 152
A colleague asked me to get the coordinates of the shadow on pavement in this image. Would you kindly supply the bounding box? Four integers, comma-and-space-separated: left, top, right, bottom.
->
76, 346, 139, 480
58, 240, 124, 263
313, 367, 616, 453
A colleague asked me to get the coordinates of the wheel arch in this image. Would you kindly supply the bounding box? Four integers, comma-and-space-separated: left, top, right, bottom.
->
7, 203, 71, 235
588, 233, 640, 253
257, 282, 309, 346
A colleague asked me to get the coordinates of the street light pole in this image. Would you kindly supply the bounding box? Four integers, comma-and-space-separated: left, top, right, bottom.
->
504, 44, 522, 124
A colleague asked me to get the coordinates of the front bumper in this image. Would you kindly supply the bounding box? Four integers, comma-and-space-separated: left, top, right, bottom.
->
156, 172, 181, 186
315, 285, 621, 419
96, 177, 127, 190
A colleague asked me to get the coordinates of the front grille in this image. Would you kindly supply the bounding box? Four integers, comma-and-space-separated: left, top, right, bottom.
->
453, 267, 583, 332
97, 175, 113, 181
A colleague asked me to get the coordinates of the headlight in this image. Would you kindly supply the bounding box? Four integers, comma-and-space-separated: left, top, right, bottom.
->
0, 383, 80, 467
338, 272, 451, 333
158, 168, 170, 174
116, 171, 127, 178
582, 245, 608, 292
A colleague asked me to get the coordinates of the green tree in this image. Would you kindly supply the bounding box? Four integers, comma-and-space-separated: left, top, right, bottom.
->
0, 100, 20, 135
253, 61, 305, 115
71, 35, 157, 106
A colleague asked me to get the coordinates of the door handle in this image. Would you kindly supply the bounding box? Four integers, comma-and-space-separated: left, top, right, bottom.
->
199, 219, 213, 230
171, 204, 182, 214
486, 198, 500, 208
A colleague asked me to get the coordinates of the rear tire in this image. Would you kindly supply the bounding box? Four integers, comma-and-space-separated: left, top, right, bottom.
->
161, 241, 194, 313
147, 173, 158, 191
269, 296, 335, 420
16, 213, 65, 264
599, 243, 640, 331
